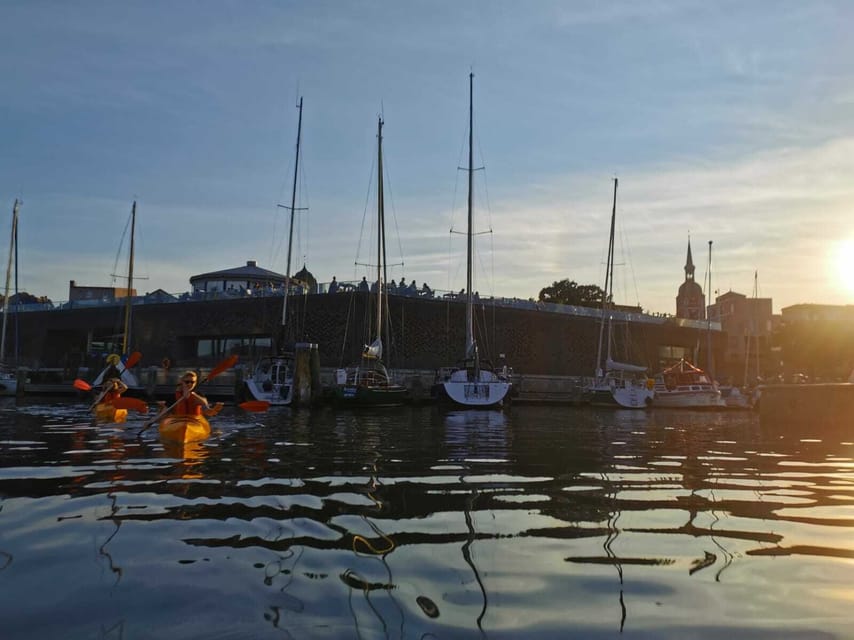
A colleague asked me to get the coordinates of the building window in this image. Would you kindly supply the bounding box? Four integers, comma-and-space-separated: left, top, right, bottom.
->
194, 336, 272, 360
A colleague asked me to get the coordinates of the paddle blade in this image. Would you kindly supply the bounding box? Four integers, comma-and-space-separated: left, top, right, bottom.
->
239, 400, 270, 412
113, 397, 149, 413
125, 351, 143, 369
204, 355, 239, 383
73, 379, 92, 392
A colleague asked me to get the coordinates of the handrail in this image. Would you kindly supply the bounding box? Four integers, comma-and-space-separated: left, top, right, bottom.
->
7, 283, 717, 330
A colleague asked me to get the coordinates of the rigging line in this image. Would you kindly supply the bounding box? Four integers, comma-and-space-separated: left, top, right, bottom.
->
354, 154, 377, 278
474, 230, 496, 297
338, 290, 356, 368
269, 144, 296, 270
110, 213, 132, 287
617, 219, 642, 309
297, 143, 311, 270
379, 145, 405, 281
476, 140, 497, 237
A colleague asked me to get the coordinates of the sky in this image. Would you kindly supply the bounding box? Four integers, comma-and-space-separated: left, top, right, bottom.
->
2, 0, 854, 315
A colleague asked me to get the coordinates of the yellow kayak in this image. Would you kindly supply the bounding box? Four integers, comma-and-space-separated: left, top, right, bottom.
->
159, 414, 211, 443
93, 403, 128, 424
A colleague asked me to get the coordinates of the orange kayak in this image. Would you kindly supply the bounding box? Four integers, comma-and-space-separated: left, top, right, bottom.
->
159, 414, 211, 443
93, 403, 128, 424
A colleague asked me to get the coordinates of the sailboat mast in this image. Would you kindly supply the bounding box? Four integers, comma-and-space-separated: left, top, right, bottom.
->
754, 270, 760, 382
1, 199, 20, 363
594, 179, 618, 377
122, 201, 136, 355
465, 72, 475, 358
744, 269, 758, 387
376, 116, 385, 346
281, 96, 303, 330
706, 240, 714, 380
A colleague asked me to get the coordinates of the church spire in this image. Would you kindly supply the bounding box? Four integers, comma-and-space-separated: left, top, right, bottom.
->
684, 238, 695, 282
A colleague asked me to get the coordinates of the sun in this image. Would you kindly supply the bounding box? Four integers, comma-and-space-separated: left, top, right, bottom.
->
834, 238, 854, 295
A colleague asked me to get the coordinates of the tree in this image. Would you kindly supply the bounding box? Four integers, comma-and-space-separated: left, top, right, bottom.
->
538, 279, 606, 308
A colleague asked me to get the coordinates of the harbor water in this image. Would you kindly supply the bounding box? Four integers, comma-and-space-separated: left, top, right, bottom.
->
0, 398, 851, 639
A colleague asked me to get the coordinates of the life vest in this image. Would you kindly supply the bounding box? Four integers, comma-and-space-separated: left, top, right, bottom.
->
173, 391, 204, 416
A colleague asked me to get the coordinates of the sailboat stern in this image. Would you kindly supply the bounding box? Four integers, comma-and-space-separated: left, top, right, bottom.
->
441, 368, 511, 407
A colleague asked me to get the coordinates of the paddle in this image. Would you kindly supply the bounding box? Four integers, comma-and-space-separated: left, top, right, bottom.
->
239, 400, 271, 412
137, 355, 239, 437
112, 396, 149, 413
123, 351, 143, 369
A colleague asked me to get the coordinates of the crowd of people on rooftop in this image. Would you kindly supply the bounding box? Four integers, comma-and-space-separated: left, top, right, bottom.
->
327, 276, 436, 298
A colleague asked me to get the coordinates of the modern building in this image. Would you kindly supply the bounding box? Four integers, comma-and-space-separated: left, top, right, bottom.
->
68, 280, 136, 303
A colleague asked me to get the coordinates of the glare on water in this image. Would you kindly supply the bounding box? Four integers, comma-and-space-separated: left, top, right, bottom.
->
0, 398, 851, 639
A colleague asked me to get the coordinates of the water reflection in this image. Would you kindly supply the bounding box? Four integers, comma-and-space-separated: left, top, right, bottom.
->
0, 402, 852, 638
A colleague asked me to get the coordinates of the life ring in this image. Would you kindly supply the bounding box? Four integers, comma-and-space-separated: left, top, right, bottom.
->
162, 357, 171, 370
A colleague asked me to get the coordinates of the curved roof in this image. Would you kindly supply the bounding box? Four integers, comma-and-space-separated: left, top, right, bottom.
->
189, 260, 286, 285
293, 264, 317, 288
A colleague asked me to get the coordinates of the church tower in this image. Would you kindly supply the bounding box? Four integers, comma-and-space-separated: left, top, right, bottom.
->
676, 239, 705, 319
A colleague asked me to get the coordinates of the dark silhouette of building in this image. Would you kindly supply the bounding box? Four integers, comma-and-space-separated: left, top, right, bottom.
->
676, 239, 705, 320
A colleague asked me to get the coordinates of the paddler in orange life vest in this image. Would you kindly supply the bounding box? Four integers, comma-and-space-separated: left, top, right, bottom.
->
173, 371, 211, 416
102, 377, 128, 405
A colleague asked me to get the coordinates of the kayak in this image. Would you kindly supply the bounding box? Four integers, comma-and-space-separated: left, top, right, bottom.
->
93, 403, 128, 424
159, 414, 211, 443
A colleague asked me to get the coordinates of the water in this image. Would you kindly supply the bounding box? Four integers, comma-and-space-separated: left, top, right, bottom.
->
0, 398, 851, 639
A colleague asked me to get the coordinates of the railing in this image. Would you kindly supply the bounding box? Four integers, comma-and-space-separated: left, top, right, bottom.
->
3, 281, 719, 331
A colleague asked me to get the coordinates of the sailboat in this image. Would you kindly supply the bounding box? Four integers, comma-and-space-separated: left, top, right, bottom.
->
91, 201, 142, 392
243, 97, 305, 407
0, 199, 21, 397
433, 73, 511, 408
585, 178, 654, 409
332, 116, 408, 406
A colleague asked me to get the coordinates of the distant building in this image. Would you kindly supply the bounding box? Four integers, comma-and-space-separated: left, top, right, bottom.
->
708, 288, 774, 383
69, 280, 136, 303
292, 264, 318, 294
190, 260, 286, 294
675, 240, 705, 320
778, 304, 854, 381
189, 260, 317, 295
781, 303, 854, 324
144, 289, 176, 304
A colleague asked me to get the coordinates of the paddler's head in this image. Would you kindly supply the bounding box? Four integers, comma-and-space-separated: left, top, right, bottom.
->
180, 371, 198, 391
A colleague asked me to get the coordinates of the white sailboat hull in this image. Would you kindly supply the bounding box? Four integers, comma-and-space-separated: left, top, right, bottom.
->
651, 360, 727, 409
244, 357, 294, 406
0, 369, 17, 396
651, 386, 726, 408
442, 369, 511, 407
588, 379, 653, 409
244, 378, 293, 406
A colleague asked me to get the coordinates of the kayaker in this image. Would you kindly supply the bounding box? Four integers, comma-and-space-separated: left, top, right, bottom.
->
101, 377, 128, 405
171, 371, 212, 416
